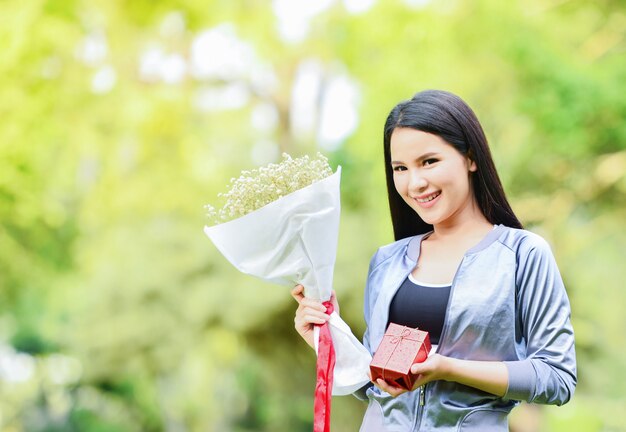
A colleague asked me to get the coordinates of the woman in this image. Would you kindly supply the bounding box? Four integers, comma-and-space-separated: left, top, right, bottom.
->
292, 90, 576, 431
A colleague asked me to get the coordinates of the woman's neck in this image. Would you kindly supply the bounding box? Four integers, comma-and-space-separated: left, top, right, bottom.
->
430, 208, 492, 243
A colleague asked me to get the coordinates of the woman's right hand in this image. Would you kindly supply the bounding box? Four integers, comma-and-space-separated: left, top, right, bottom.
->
290, 285, 338, 349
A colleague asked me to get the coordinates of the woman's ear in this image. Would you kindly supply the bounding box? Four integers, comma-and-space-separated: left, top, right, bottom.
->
466, 149, 477, 172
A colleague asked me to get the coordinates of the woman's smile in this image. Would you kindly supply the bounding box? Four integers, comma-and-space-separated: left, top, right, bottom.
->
413, 191, 441, 207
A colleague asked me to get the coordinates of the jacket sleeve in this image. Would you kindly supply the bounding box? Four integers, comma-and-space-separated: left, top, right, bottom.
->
352, 250, 380, 401
503, 234, 577, 405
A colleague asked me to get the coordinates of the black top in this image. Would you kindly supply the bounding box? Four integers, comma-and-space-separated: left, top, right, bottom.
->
387, 275, 451, 345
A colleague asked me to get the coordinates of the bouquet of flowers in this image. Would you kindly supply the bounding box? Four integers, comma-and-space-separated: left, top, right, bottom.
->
204, 153, 371, 432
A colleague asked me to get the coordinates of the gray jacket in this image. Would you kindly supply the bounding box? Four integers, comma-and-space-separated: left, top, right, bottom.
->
355, 225, 576, 431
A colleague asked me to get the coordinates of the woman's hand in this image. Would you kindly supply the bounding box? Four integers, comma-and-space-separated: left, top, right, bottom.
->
372, 354, 508, 398
366, 369, 407, 397
290, 285, 339, 349
372, 354, 450, 398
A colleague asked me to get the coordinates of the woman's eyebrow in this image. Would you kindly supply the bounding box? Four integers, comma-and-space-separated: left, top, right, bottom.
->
391, 152, 440, 165
417, 152, 439, 161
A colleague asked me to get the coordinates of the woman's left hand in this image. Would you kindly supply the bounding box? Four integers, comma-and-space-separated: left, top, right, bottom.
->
372, 354, 449, 398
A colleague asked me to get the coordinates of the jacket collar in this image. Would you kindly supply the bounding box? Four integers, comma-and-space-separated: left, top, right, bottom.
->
406, 224, 506, 261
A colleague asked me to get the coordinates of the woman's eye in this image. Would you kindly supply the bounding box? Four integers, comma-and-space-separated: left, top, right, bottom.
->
423, 158, 438, 166
392, 166, 407, 172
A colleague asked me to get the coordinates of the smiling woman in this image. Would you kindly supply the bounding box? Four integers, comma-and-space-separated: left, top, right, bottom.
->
292, 90, 577, 431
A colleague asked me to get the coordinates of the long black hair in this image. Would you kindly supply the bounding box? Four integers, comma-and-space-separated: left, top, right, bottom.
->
383, 90, 522, 240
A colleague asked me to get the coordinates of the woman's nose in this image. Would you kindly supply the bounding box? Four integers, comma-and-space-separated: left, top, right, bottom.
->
408, 170, 428, 192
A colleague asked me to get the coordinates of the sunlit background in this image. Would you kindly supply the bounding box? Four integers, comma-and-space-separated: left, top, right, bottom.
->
1, 0, 625, 431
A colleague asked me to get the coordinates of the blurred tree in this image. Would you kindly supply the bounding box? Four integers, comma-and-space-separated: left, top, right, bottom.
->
0, 0, 624, 431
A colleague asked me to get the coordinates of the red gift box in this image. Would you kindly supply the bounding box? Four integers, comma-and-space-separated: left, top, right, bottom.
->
369, 323, 431, 391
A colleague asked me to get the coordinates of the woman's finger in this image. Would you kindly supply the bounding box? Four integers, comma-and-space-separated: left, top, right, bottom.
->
296, 306, 330, 323
291, 286, 327, 310
299, 297, 327, 312
410, 354, 438, 375
374, 379, 406, 398
298, 314, 328, 325
291, 285, 305, 303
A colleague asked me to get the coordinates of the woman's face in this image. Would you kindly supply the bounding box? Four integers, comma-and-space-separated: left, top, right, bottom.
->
390, 128, 478, 228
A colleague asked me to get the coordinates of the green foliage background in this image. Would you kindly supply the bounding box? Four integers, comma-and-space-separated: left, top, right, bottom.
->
1, 0, 625, 431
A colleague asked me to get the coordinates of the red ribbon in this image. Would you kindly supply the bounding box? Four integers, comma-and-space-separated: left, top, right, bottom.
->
381, 328, 413, 382
313, 301, 335, 432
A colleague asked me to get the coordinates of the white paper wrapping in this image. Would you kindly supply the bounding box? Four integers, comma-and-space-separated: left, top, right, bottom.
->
204, 167, 371, 395
313, 312, 373, 395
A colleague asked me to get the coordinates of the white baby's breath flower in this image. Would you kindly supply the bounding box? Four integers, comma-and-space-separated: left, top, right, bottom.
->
206, 153, 333, 225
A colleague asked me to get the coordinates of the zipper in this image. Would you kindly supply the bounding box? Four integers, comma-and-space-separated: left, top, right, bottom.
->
415, 384, 427, 431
